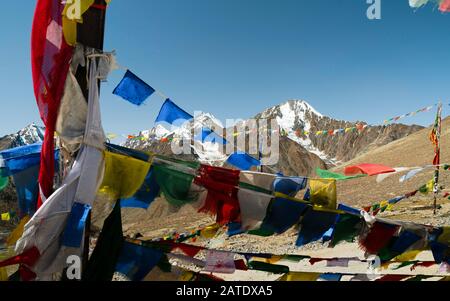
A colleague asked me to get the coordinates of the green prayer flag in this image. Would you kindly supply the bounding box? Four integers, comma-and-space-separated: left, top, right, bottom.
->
153, 164, 198, 207
316, 168, 366, 181
247, 228, 275, 237
0, 176, 8, 192
330, 214, 362, 247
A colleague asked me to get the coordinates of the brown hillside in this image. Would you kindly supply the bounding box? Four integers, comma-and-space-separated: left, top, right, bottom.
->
332, 116, 450, 208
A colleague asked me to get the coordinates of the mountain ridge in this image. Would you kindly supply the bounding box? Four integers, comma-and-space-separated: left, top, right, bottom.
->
125, 99, 424, 176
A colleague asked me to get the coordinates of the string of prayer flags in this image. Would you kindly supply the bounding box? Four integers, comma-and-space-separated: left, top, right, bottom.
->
155, 99, 193, 125
344, 163, 396, 176
383, 104, 435, 124
113, 70, 155, 106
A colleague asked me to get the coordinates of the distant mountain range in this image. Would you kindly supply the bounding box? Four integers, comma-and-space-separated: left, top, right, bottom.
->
124, 99, 424, 176
0, 124, 44, 151
0, 101, 424, 177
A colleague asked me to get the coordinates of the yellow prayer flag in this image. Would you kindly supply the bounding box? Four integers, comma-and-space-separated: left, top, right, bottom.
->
6, 216, 30, 247
1, 212, 10, 221
309, 179, 337, 210
200, 224, 220, 239
265, 256, 284, 265
438, 227, 450, 245
62, 0, 96, 46
380, 200, 389, 208
179, 271, 195, 281
278, 272, 321, 281
380, 262, 392, 270
393, 250, 422, 262
0, 267, 8, 281
98, 151, 151, 200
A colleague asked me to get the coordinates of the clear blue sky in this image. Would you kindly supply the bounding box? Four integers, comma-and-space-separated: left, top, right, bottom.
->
0, 0, 449, 137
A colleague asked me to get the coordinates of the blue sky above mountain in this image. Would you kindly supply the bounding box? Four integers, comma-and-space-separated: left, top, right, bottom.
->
0, 0, 449, 137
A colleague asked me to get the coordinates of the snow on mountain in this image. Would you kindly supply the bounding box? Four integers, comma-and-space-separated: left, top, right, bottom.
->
0, 124, 45, 150
124, 99, 423, 173
254, 100, 340, 165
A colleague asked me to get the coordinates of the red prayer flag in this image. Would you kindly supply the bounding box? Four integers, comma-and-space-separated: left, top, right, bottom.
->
194, 165, 241, 225
31, 0, 74, 207
0, 247, 40, 269
344, 164, 396, 176
375, 274, 410, 281
440, 0, 450, 12
359, 222, 399, 254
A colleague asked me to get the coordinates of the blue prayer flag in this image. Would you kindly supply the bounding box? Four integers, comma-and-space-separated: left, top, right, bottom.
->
261, 197, 308, 234
272, 176, 308, 197
121, 167, 161, 209
296, 209, 337, 247
115, 242, 163, 281
13, 165, 40, 217
337, 204, 361, 216
155, 99, 193, 125
195, 128, 227, 145
227, 152, 261, 171
319, 273, 342, 281
62, 202, 92, 248
391, 231, 421, 254
113, 70, 155, 106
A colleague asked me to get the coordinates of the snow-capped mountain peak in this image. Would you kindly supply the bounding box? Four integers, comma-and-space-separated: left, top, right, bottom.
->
0, 123, 45, 150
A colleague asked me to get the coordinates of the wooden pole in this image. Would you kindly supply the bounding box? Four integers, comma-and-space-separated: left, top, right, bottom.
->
433, 102, 443, 215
